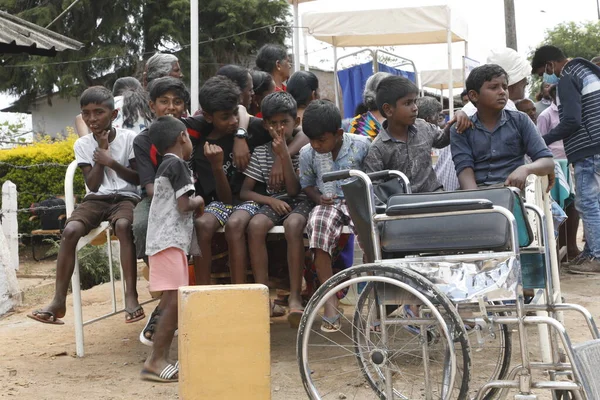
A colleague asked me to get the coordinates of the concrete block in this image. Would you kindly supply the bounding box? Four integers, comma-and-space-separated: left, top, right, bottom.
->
179, 284, 270, 400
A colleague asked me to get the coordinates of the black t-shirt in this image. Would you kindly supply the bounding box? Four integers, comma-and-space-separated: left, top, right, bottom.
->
183, 116, 271, 204
133, 128, 163, 197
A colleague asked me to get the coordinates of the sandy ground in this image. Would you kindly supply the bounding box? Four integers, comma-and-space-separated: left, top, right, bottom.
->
2, 251, 600, 400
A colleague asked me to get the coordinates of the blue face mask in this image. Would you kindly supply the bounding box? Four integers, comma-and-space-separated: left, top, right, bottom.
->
543, 72, 559, 85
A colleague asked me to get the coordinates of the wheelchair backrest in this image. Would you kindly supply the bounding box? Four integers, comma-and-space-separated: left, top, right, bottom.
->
380, 187, 533, 255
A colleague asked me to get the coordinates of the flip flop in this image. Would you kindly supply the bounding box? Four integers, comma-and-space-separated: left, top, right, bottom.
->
139, 307, 161, 346
321, 314, 342, 333
270, 301, 286, 318
140, 363, 179, 383
287, 309, 304, 328
27, 310, 65, 325
125, 306, 145, 324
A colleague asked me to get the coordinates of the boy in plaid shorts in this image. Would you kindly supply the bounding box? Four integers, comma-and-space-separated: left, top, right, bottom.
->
299, 100, 370, 332
241, 92, 314, 322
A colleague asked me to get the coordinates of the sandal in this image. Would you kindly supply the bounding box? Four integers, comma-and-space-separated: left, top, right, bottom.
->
125, 305, 145, 324
27, 310, 65, 325
270, 301, 286, 318
139, 307, 161, 346
321, 314, 342, 333
140, 363, 179, 383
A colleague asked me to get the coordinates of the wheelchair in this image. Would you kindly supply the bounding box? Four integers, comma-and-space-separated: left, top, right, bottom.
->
296, 169, 600, 400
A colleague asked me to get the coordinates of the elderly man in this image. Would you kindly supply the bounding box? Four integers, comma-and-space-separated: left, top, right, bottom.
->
143, 52, 183, 88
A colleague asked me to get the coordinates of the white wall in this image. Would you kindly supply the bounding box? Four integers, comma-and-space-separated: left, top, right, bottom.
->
30, 96, 79, 138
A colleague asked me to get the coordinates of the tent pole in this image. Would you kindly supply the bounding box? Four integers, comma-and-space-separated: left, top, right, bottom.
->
333, 45, 340, 109
191, 0, 199, 113
293, 0, 300, 73
302, 19, 310, 71
447, 7, 454, 118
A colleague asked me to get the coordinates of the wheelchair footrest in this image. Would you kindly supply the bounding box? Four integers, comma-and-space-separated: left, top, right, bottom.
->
572, 339, 600, 398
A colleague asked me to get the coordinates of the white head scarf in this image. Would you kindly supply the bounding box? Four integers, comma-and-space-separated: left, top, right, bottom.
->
486, 48, 531, 86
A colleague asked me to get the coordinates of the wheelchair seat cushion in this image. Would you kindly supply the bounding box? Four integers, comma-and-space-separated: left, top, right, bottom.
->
380, 187, 532, 254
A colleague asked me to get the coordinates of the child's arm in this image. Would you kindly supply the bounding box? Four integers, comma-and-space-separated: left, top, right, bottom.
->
77, 130, 108, 192
204, 142, 232, 204
506, 112, 555, 190
505, 158, 554, 190
177, 195, 205, 214
233, 105, 252, 171
269, 128, 309, 188
450, 126, 477, 190
92, 130, 139, 185
457, 168, 478, 190
271, 128, 301, 197
240, 176, 292, 216
133, 135, 156, 198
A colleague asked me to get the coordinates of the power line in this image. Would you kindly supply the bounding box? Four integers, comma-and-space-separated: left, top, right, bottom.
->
1, 24, 286, 69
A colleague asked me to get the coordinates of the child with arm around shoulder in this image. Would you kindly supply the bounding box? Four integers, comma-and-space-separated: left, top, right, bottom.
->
299, 100, 370, 333
450, 64, 554, 191
141, 116, 204, 383
240, 92, 314, 322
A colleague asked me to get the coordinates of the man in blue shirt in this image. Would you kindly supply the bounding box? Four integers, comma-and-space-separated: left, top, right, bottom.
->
451, 64, 554, 191
532, 45, 600, 273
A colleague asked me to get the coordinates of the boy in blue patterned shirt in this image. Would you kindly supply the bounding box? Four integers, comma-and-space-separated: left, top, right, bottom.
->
299, 100, 370, 332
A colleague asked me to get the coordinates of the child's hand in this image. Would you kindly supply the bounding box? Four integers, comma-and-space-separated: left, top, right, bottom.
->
269, 198, 292, 216
270, 126, 289, 159
194, 197, 205, 217
547, 170, 556, 193
96, 129, 110, 149
93, 148, 113, 167
505, 165, 529, 190
447, 110, 473, 134
204, 142, 224, 167
233, 136, 250, 171
319, 194, 337, 206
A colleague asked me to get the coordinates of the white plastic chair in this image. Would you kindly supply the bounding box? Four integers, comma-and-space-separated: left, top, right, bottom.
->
64, 160, 126, 357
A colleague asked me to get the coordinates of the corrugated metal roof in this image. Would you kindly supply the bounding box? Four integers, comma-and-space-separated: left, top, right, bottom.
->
0, 10, 83, 56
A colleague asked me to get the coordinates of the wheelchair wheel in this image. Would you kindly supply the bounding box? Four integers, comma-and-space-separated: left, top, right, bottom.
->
297, 264, 470, 399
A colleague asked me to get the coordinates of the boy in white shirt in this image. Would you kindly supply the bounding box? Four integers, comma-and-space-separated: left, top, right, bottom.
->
28, 86, 144, 325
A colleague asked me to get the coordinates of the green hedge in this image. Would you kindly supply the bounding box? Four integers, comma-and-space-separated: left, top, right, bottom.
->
0, 132, 86, 234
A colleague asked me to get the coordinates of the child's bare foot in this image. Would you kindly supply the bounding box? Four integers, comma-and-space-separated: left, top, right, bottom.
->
27, 300, 66, 324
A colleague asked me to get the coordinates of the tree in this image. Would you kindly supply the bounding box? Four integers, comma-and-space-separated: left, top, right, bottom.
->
529, 20, 600, 99
0, 0, 289, 110
537, 21, 600, 61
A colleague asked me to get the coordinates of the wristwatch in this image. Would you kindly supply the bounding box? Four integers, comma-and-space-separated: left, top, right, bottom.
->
235, 127, 248, 139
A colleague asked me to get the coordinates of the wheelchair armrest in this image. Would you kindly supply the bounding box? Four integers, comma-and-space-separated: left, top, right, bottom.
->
385, 199, 494, 216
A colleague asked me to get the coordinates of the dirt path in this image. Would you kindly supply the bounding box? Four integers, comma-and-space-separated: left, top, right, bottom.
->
1, 258, 599, 399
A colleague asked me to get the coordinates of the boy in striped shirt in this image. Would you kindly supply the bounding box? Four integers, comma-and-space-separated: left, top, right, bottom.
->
240, 92, 314, 324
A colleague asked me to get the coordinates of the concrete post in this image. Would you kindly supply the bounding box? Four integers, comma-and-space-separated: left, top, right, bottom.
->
179, 284, 271, 400
0, 226, 21, 316
2, 181, 19, 271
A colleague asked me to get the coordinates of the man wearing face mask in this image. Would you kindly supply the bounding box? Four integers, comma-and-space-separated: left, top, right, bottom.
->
532, 45, 600, 273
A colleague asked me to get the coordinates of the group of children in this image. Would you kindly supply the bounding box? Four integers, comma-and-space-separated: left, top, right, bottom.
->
27, 55, 557, 383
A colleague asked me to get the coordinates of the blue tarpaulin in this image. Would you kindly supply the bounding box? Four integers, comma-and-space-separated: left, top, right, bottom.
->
337, 62, 416, 119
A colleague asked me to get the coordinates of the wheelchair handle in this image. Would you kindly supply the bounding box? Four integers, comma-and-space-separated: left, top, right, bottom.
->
322, 170, 352, 182
322, 169, 393, 183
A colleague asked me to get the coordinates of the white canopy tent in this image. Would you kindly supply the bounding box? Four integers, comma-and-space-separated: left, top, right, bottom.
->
420, 68, 464, 108
420, 68, 464, 91
302, 1, 468, 116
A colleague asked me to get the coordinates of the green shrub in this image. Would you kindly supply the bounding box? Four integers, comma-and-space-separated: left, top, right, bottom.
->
45, 239, 121, 290
0, 131, 86, 234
